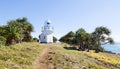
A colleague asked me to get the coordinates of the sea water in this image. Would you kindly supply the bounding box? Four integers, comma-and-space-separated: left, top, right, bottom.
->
102, 43, 120, 54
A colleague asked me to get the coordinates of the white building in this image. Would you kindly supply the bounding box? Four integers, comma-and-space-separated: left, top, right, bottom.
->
39, 20, 54, 43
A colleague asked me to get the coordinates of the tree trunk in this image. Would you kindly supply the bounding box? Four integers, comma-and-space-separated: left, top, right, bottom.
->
87, 46, 90, 52
11, 39, 16, 45
95, 48, 99, 53
95, 35, 100, 53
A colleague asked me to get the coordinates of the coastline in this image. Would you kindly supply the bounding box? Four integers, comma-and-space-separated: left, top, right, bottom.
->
102, 43, 120, 55
104, 50, 120, 56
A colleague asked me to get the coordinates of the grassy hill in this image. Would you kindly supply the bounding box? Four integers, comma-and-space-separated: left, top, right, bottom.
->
0, 42, 120, 69
0, 42, 47, 69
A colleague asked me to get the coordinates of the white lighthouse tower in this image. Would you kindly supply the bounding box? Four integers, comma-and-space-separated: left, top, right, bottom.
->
39, 20, 53, 43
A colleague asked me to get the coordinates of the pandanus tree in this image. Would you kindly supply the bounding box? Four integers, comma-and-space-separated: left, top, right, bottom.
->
0, 26, 6, 45
0, 17, 34, 45
4, 22, 21, 45
0, 26, 6, 37
93, 26, 114, 53
16, 17, 34, 42
59, 29, 92, 51
59, 31, 75, 45
84, 33, 92, 52
75, 28, 87, 51
59, 26, 114, 53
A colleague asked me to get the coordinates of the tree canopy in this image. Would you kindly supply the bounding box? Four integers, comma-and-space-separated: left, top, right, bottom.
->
0, 17, 34, 45
59, 26, 114, 53
59, 31, 75, 45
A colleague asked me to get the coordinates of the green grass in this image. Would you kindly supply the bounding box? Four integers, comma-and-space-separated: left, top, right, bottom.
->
55, 46, 108, 69
51, 44, 120, 69
0, 42, 120, 69
0, 42, 46, 69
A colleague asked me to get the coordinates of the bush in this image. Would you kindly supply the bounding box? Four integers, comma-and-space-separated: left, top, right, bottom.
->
53, 36, 57, 43
32, 38, 39, 42
0, 36, 6, 45
91, 45, 104, 52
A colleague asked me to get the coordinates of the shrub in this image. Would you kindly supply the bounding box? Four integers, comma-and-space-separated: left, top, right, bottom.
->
0, 36, 6, 45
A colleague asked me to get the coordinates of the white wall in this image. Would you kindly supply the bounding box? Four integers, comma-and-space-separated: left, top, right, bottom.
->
40, 32, 53, 43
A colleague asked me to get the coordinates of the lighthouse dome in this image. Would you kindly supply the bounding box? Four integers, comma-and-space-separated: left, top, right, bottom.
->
45, 19, 51, 24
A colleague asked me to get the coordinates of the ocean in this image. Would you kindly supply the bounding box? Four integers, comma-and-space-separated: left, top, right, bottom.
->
102, 43, 120, 54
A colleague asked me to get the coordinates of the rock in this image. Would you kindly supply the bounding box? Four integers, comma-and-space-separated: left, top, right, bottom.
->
49, 51, 55, 54
48, 57, 52, 60
81, 66, 86, 69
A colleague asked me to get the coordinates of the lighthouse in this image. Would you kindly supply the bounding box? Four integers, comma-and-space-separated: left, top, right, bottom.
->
39, 20, 53, 43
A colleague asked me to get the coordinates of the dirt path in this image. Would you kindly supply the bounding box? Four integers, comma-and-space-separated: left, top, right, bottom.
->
33, 47, 53, 69
32, 45, 119, 69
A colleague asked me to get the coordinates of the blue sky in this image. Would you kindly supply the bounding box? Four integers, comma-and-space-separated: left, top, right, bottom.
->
0, 0, 120, 42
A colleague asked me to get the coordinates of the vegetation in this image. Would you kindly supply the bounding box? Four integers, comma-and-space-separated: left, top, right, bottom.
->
93, 26, 114, 53
32, 37, 39, 42
0, 36, 6, 45
84, 51, 120, 67
0, 42, 47, 69
59, 31, 75, 45
0, 17, 118, 68
53, 36, 57, 43
59, 26, 114, 53
55, 44, 120, 69
0, 42, 119, 69
0, 17, 34, 45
